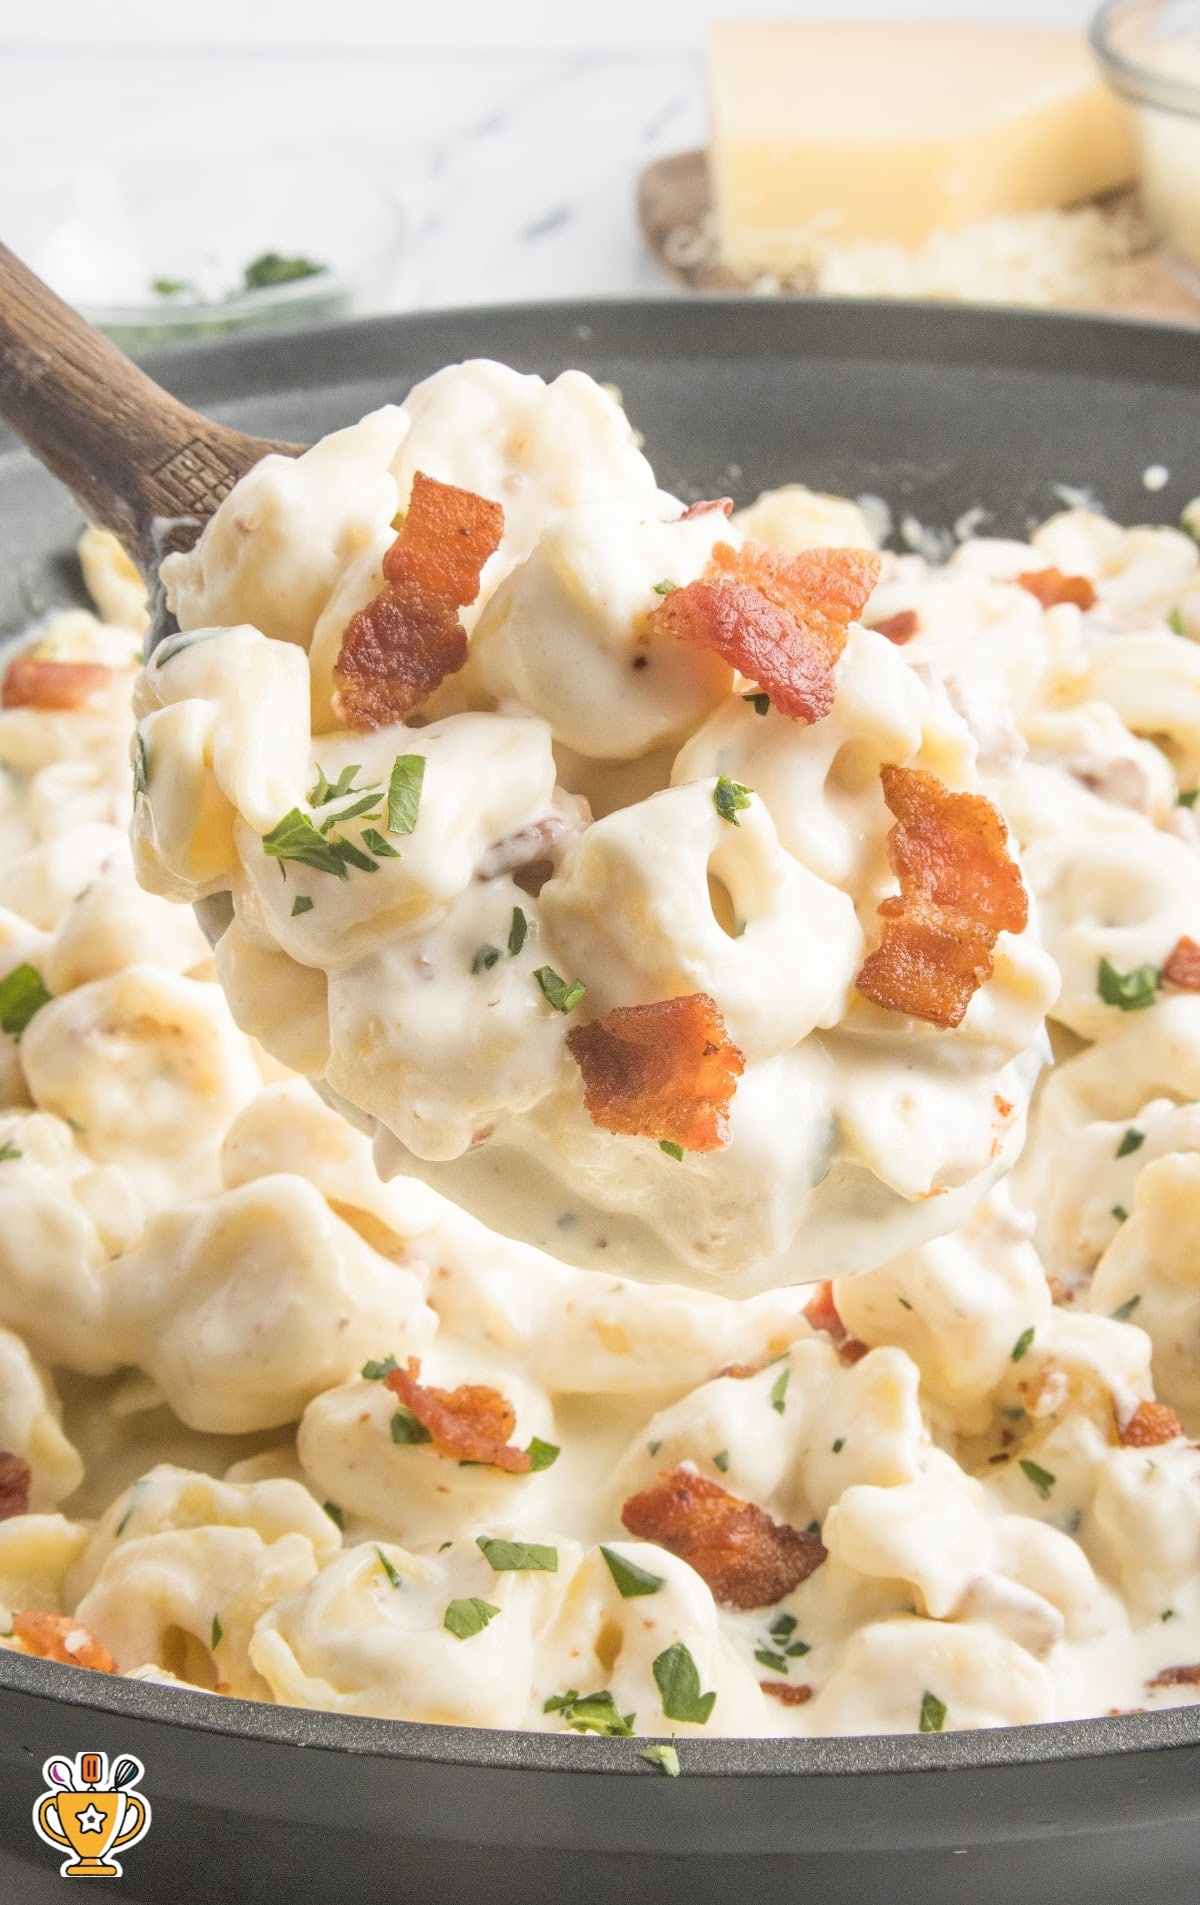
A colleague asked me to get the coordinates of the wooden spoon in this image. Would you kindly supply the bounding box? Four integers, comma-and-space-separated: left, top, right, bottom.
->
0, 240, 301, 594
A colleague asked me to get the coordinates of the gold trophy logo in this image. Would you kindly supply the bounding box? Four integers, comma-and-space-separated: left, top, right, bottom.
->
32, 1750, 151, 1878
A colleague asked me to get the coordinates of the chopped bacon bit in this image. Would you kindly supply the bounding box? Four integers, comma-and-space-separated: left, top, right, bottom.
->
1017, 567, 1097, 612
0, 1451, 31, 1522
1119, 1399, 1183, 1448
333, 470, 504, 729
622, 1469, 826, 1609
871, 610, 920, 645
760, 1680, 813, 1706
1, 657, 115, 711
804, 1280, 846, 1344
650, 541, 880, 725
838, 1338, 869, 1367
11, 1610, 116, 1673
994, 1095, 1014, 1118
1149, 1663, 1200, 1689
566, 992, 744, 1153
383, 470, 505, 606
855, 764, 1028, 1029
1164, 936, 1200, 992
680, 498, 734, 520
384, 1357, 531, 1473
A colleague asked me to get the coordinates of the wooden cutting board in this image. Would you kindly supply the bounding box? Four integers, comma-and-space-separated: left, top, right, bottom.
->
638, 147, 1200, 324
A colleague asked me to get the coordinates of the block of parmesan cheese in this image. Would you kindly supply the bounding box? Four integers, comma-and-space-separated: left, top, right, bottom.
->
709, 22, 1137, 274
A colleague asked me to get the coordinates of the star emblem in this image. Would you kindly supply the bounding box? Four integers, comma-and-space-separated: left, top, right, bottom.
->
75, 1803, 107, 1834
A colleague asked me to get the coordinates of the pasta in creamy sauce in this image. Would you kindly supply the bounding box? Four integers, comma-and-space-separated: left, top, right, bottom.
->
1, 363, 1200, 1741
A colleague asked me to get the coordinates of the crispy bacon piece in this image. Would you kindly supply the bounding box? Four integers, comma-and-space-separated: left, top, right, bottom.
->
384, 1357, 531, 1473
872, 609, 920, 646
11, 1610, 116, 1673
855, 764, 1028, 1029
333, 471, 504, 729
680, 498, 734, 520
620, 1468, 826, 1609
649, 541, 880, 725
1149, 1663, 1200, 1689
1, 657, 115, 711
760, 1680, 813, 1706
566, 992, 744, 1153
1017, 567, 1097, 612
0, 1451, 31, 1522
1164, 936, 1200, 992
1119, 1399, 1183, 1448
802, 1281, 869, 1365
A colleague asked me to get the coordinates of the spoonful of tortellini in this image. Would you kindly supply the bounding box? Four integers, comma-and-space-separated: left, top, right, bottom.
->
0, 241, 1058, 1296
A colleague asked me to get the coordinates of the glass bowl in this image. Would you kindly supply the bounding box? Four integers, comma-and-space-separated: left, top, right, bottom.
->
2, 147, 404, 349
1093, 0, 1200, 291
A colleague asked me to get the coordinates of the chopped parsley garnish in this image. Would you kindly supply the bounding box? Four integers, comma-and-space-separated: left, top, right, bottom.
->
832, 1437, 846, 1454
133, 732, 150, 797
387, 754, 425, 835
544, 1689, 635, 1736
755, 1648, 788, 1673
1110, 1294, 1142, 1323
659, 1140, 684, 1162
600, 1546, 665, 1599
211, 1615, 223, 1651
323, 1501, 344, 1530
376, 1546, 403, 1588
472, 945, 501, 974
647, 1440, 662, 1457
1162, 1608, 1177, 1622
262, 807, 369, 880
151, 276, 197, 298
770, 1614, 798, 1640
743, 692, 770, 716
310, 763, 367, 807
476, 1535, 558, 1573
526, 1437, 560, 1471
639, 1743, 680, 1777
1169, 606, 1187, 636
1011, 1327, 1035, 1363
242, 251, 327, 291
444, 1597, 500, 1640
0, 964, 51, 1038
1116, 1127, 1145, 1158
0, 1140, 20, 1164
919, 1691, 947, 1734
318, 789, 384, 829
1179, 789, 1200, 809
1112, 1204, 1130, 1224
1018, 1458, 1056, 1501
653, 1641, 716, 1726
361, 827, 400, 859
291, 895, 314, 917
713, 1449, 730, 1472
769, 1368, 789, 1415
535, 967, 586, 1013
713, 775, 753, 826
652, 579, 677, 596
362, 1355, 398, 1381
391, 1407, 432, 1446
508, 907, 528, 957
1097, 957, 1161, 1013
898, 1295, 914, 1311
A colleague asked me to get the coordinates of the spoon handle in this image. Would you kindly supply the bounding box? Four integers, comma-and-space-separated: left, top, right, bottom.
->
0, 240, 297, 577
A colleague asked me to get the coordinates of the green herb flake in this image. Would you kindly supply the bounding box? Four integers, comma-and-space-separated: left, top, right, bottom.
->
211, 1615, 223, 1651
323, 1501, 344, 1531
1110, 1294, 1142, 1323
387, 754, 425, 835
508, 907, 528, 957
832, 1437, 846, 1454
1116, 1127, 1146, 1159
391, 1408, 432, 1446
770, 1614, 797, 1640
526, 1437, 560, 1472
659, 1140, 684, 1162
534, 967, 586, 1013
472, 944, 501, 974
113, 1505, 135, 1538
1097, 957, 1161, 1013
444, 1597, 501, 1641
647, 1440, 662, 1457
769, 1368, 789, 1416
361, 827, 400, 859
713, 775, 754, 826
1112, 1205, 1130, 1224
1011, 1327, 1035, 1363
543, 1689, 635, 1736
653, 1641, 716, 1726
151, 276, 197, 298
600, 1546, 666, 1598
713, 1449, 730, 1473
1179, 789, 1200, 809
242, 251, 327, 290
898, 1296, 913, 1310
652, 579, 677, 596
1018, 1458, 1057, 1502
639, 1743, 680, 1777
919, 1691, 947, 1734
476, 1535, 558, 1573
376, 1547, 403, 1589
262, 807, 359, 880
755, 1648, 788, 1673
0, 964, 51, 1038
785, 1640, 811, 1659
319, 790, 384, 828
743, 692, 771, 716
291, 895, 314, 917
1169, 606, 1187, 636
0, 1140, 21, 1164
133, 732, 150, 798
1162, 1608, 1178, 1622
362, 1355, 398, 1381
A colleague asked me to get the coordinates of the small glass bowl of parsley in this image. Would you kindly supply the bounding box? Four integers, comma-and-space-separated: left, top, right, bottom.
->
10, 150, 404, 348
